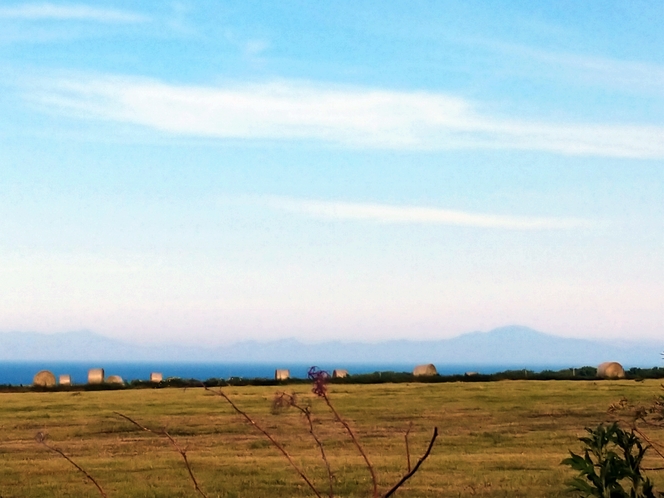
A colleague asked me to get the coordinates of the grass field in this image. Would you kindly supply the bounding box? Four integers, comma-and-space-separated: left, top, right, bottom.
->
1, 380, 663, 497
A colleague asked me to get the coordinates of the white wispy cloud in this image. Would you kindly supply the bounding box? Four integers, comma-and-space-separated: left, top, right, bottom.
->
548, 53, 664, 90
264, 197, 591, 230
27, 75, 664, 158
493, 41, 664, 94
0, 3, 148, 23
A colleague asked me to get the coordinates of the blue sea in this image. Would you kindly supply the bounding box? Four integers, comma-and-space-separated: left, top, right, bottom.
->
0, 361, 571, 386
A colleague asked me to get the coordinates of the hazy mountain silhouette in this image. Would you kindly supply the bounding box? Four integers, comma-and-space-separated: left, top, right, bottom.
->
0, 326, 660, 368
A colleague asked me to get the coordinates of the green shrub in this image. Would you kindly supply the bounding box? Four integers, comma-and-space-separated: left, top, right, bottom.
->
562, 422, 660, 497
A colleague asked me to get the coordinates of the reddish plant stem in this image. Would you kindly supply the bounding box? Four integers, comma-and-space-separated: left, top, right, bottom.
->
278, 393, 335, 497
404, 422, 413, 473
383, 427, 438, 498
205, 386, 323, 498
35, 432, 108, 498
633, 426, 664, 461
114, 412, 208, 498
322, 393, 378, 498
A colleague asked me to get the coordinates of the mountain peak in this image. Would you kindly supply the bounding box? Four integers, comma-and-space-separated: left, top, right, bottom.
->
0, 327, 660, 367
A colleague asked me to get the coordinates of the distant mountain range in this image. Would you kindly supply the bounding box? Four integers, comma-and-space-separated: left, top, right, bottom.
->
0, 326, 661, 368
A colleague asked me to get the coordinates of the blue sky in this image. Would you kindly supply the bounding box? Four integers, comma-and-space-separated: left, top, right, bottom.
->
1, 1, 662, 345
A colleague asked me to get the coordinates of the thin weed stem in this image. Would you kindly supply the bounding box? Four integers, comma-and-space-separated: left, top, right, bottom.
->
204, 386, 323, 498
383, 427, 438, 498
404, 422, 413, 473
633, 426, 664, 461
114, 412, 208, 498
276, 393, 335, 498
35, 432, 108, 498
322, 392, 378, 498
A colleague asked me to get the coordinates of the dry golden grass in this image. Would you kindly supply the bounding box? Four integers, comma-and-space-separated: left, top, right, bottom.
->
0, 380, 662, 497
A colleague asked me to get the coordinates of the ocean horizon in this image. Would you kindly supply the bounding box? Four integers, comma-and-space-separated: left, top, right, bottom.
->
1, 361, 594, 386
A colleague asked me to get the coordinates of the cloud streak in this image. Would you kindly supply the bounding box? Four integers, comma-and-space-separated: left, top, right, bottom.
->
27, 75, 664, 158
0, 3, 148, 23
487, 40, 664, 95
264, 197, 591, 230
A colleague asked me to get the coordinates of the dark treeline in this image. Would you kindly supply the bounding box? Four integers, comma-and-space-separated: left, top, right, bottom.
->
4, 365, 663, 393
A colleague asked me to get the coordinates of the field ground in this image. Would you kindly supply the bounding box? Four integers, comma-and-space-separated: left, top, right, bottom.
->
1, 380, 663, 497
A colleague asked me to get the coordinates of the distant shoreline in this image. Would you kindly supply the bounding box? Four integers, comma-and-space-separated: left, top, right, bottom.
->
5, 364, 664, 391
2, 360, 661, 386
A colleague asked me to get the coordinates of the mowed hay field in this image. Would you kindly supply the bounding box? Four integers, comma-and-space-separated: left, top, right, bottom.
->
1, 380, 663, 497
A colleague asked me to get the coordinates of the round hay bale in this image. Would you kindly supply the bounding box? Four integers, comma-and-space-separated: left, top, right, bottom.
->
333, 369, 349, 378
413, 363, 437, 376
58, 374, 72, 386
33, 370, 56, 387
275, 369, 290, 381
597, 362, 625, 379
87, 368, 104, 384
150, 372, 163, 383
106, 375, 124, 384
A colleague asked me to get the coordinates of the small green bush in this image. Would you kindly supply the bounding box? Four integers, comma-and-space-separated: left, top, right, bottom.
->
562, 422, 661, 497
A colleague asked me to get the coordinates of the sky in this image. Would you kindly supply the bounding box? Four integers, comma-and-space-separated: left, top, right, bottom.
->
1, 1, 663, 346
